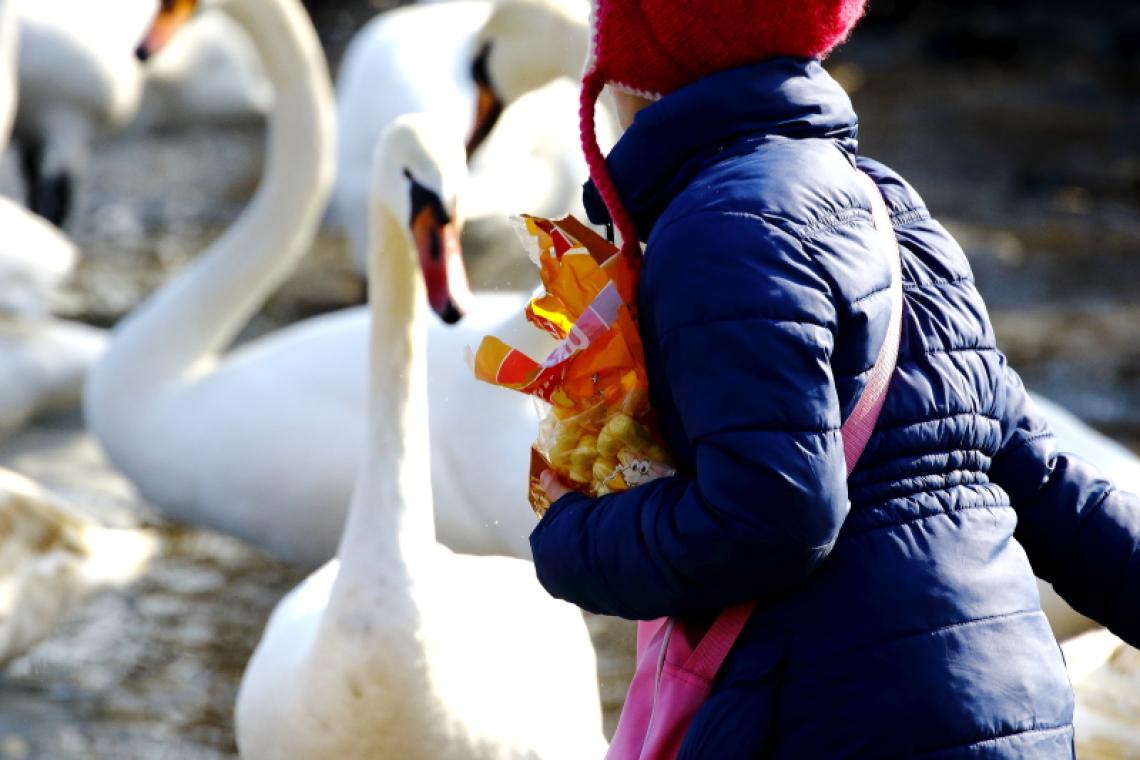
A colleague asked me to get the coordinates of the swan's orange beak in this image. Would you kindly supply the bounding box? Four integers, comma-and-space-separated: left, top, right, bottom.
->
137, 0, 197, 61
412, 207, 470, 325
466, 82, 504, 160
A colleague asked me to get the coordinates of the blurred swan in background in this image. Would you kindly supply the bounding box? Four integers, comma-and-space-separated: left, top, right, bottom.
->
0, 466, 156, 666
0, 180, 75, 318
0, 0, 105, 442
332, 0, 613, 274
7, 0, 271, 227
132, 10, 271, 132
1062, 627, 1140, 758
9, 0, 151, 226
0, 307, 106, 444
86, 0, 551, 568
463, 0, 593, 156
235, 111, 605, 760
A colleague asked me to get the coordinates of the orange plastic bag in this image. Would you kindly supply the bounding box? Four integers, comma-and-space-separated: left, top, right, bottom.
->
473, 216, 675, 516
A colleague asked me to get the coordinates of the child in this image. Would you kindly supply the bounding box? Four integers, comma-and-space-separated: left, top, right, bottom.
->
530, 1, 1140, 757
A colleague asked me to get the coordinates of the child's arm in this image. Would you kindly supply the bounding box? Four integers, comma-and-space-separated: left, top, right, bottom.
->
989, 367, 1140, 646
530, 211, 869, 620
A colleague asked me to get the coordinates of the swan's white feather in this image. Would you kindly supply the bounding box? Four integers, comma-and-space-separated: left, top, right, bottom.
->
0, 197, 77, 316
0, 467, 156, 665
0, 316, 106, 442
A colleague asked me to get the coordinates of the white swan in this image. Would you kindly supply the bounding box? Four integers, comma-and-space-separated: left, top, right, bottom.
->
9, 0, 270, 225
1062, 627, 1140, 757
10, 0, 151, 225
235, 112, 606, 760
332, 0, 612, 274
86, 0, 551, 568
0, 466, 156, 665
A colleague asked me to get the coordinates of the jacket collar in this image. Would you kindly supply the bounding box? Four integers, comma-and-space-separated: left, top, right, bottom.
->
584, 57, 860, 238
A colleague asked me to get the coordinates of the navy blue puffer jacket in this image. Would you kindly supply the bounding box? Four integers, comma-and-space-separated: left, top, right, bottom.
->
530, 58, 1140, 758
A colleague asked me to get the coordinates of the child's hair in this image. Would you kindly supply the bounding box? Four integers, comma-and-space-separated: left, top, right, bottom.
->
580, 0, 868, 258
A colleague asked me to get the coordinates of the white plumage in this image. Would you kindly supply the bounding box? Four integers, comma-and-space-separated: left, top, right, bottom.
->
235, 110, 605, 760
0, 466, 156, 665
0, 195, 76, 317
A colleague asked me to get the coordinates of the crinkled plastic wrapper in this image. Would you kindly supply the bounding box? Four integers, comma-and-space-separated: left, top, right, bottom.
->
473, 215, 675, 517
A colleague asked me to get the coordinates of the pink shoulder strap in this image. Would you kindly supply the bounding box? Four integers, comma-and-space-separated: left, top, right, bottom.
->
683, 170, 905, 679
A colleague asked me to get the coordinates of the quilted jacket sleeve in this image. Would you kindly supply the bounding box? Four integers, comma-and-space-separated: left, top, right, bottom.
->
529, 211, 851, 619
990, 366, 1140, 646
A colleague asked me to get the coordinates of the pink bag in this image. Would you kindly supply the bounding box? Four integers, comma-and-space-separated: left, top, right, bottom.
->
605, 171, 904, 760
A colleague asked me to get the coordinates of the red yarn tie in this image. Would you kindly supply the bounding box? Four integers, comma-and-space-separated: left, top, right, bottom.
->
579, 70, 642, 262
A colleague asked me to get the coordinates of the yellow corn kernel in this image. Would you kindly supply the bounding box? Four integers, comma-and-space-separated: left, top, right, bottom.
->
605, 414, 654, 452
596, 429, 622, 458
569, 466, 591, 484
593, 457, 617, 483
570, 444, 598, 472
550, 447, 573, 470
551, 421, 581, 454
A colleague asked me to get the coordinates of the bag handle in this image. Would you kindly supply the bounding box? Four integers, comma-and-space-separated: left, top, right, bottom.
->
684, 170, 905, 681
843, 171, 905, 470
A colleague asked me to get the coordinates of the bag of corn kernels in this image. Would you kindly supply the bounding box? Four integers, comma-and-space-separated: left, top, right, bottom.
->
473, 215, 674, 516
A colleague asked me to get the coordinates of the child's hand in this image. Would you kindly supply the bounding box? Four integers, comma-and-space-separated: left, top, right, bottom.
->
539, 469, 573, 503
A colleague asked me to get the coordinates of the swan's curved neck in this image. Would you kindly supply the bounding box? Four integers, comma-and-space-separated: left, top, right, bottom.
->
334, 204, 435, 588
100, 0, 334, 392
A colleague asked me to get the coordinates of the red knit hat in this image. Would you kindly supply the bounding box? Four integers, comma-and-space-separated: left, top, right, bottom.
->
581, 0, 868, 259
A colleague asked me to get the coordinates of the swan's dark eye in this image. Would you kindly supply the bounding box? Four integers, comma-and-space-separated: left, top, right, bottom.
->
471, 42, 494, 89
